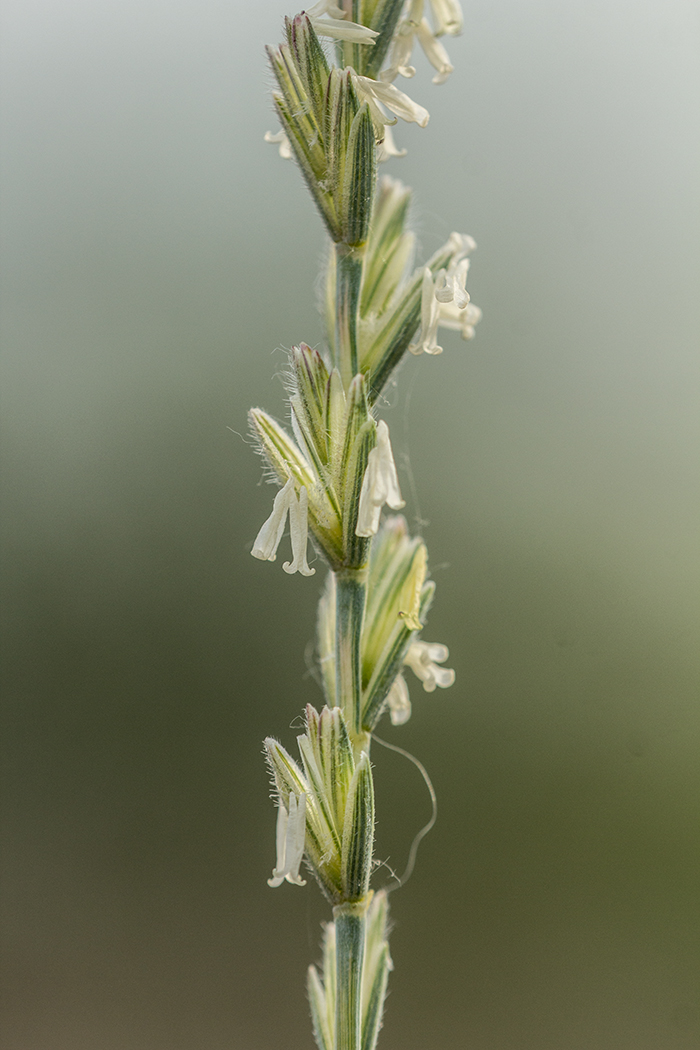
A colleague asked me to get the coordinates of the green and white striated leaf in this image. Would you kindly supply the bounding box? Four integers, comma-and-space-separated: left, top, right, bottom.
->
361, 177, 415, 317
248, 408, 312, 486
362, 580, 435, 730
317, 705, 356, 830
308, 965, 332, 1050
286, 14, 330, 131
342, 104, 376, 246
291, 344, 332, 465
317, 574, 337, 706
359, 889, 391, 1050
322, 919, 337, 1025
335, 0, 405, 77
273, 93, 338, 238
269, 44, 325, 175
336, 373, 374, 565
360, 943, 391, 1050
341, 420, 374, 567
298, 734, 344, 858
325, 366, 347, 479
341, 751, 375, 901
325, 68, 360, 228
362, 0, 408, 78
323, 246, 337, 356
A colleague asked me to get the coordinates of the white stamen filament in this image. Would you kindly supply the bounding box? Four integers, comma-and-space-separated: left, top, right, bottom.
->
353, 74, 430, 130
377, 124, 408, 161
268, 792, 308, 887
434, 258, 470, 308
437, 300, 483, 340
415, 18, 454, 84
283, 485, 315, 577
387, 673, 412, 725
251, 476, 295, 562
252, 477, 315, 575
310, 16, 379, 44
429, 0, 464, 37
306, 0, 346, 17
356, 420, 406, 537
409, 268, 443, 355
264, 129, 292, 159
410, 233, 480, 352
404, 640, 455, 692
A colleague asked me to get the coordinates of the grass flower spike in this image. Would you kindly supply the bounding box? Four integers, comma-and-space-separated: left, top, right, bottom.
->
249, 6, 480, 1049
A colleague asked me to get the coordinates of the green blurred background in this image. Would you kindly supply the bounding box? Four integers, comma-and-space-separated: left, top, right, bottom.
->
2, 1, 699, 1047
